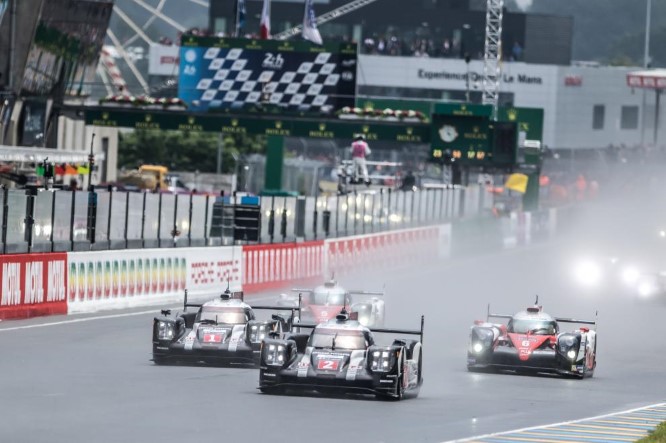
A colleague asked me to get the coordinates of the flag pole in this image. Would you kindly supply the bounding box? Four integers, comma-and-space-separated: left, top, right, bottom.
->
235, 0, 240, 37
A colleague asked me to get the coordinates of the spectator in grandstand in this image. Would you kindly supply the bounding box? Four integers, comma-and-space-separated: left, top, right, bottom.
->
400, 170, 417, 191
350, 135, 371, 185
512, 41, 523, 61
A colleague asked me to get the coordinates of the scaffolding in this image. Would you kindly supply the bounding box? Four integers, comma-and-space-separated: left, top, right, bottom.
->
481, 0, 504, 120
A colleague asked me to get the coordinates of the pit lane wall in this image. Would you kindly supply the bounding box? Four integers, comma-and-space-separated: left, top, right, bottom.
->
0, 207, 561, 320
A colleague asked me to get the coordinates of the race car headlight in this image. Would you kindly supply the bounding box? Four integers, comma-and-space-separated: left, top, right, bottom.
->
574, 260, 602, 286
157, 321, 175, 340
638, 281, 657, 298
470, 327, 494, 354
558, 334, 580, 360
368, 349, 396, 372
248, 324, 267, 343
264, 343, 288, 366
621, 267, 640, 285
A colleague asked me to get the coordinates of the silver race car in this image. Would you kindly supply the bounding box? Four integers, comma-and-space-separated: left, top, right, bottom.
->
277, 279, 385, 327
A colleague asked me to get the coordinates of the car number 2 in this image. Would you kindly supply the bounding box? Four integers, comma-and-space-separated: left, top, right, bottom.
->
317, 360, 339, 370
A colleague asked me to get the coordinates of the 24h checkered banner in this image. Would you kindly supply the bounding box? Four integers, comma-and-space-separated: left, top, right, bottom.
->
178, 37, 357, 113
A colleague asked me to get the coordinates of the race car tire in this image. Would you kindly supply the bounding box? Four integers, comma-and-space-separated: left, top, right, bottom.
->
417, 349, 423, 387
152, 355, 169, 366
375, 352, 405, 401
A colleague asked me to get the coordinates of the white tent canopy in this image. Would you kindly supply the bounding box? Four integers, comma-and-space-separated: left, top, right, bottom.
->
0, 145, 105, 163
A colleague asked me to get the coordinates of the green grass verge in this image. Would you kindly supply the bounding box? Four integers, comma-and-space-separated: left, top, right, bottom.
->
637, 422, 666, 442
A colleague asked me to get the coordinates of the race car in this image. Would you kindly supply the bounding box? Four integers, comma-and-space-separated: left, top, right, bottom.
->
467, 298, 597, 379
152, 289, 300, 366
277, 279, 385, 327
259, 308, 423, 400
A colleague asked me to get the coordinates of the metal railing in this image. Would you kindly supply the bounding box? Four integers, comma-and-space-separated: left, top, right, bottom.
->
0, 185, 479, 253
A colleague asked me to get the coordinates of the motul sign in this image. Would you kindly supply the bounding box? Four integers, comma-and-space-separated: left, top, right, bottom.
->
626, 70, 666, 89
0, 253, 68, 319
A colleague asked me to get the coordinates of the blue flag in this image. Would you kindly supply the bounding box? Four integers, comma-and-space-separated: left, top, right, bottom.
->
302, 0, 322, 45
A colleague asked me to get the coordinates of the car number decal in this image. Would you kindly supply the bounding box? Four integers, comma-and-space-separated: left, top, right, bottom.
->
317, 360, 339, 370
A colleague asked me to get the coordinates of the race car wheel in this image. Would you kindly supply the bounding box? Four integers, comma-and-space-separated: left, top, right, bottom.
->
417, 350, 423, 386
393, 352, 406, 400
260, 385, 285, 395
152, 355, 168, 366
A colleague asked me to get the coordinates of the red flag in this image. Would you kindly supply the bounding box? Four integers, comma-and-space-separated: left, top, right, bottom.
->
260, 0, 271, 39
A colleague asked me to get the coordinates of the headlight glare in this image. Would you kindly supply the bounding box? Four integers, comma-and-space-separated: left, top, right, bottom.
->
621, 267, 640, 285
567, 350, 576, 360
574, 260, 602, 286
473, 343, 484, 353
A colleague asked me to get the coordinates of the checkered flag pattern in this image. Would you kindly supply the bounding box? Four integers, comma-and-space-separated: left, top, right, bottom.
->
191, 48, 341, 111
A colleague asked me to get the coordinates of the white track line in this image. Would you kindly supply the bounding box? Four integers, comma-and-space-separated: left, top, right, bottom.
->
0, 295, 278, 332
443, 401, 666, 443
0, 310, 163, 332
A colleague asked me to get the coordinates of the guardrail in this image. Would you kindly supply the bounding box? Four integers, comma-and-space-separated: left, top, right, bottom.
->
0, 185, 477, 254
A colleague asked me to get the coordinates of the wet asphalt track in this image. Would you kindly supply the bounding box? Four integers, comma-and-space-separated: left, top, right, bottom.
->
1, 210, 666, 443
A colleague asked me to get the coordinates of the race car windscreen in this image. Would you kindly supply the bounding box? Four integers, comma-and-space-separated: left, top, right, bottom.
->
312, 291, 347, 306
197, 307, 248, 324
308, 329, 369, 350
508, 319, 558, 335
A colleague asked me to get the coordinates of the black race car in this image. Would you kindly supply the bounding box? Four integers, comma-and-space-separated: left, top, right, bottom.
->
152, 289, 299, 366
259, 309, 424, 400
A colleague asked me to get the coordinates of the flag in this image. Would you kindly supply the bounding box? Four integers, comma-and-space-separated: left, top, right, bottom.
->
234, 0, 246, 37
504, 173, 529, 194
302, 0, 322, 45
260, 0, 271, 39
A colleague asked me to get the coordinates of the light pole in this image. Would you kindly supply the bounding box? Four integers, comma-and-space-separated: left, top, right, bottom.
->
463, 24, 472, 103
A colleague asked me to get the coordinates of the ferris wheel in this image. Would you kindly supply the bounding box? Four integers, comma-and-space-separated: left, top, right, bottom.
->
98, 0, 209, 96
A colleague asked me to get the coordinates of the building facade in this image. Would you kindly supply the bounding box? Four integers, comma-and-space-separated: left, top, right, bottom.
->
357, 55, 655, 150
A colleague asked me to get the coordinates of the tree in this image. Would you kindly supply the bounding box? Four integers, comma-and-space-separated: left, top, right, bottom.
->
118, 130, 266, 173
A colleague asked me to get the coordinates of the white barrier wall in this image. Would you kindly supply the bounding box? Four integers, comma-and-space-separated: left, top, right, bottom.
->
67, 247, 242, 313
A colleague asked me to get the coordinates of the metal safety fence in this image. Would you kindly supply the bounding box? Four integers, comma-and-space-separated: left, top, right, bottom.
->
0, 185, 475, 254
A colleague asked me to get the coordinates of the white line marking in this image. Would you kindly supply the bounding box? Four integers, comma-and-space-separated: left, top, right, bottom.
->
0, 295, 278, 332
0, 309, 162, 332
442, 402, 666, 443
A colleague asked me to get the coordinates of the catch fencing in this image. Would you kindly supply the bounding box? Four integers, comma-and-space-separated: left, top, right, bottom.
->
0, 185, 479, 254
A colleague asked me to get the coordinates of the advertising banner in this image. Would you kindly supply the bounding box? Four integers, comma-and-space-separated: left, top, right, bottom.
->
149, 44, 179, 76
0, 253, 67, 320
178, 36, 357, 113
325, 226, 441, 276
242, 241, 324, 292
68, 247, 242, 313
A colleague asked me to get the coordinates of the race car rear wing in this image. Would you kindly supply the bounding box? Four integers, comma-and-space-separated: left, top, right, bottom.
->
183, 289, 245, 310
295, 315, 425, 344
292, 288, 384, 297
555, 317, 597, 327
486, 304, 597, 329
486, 304, 513, 321
253, 294, 303, 315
